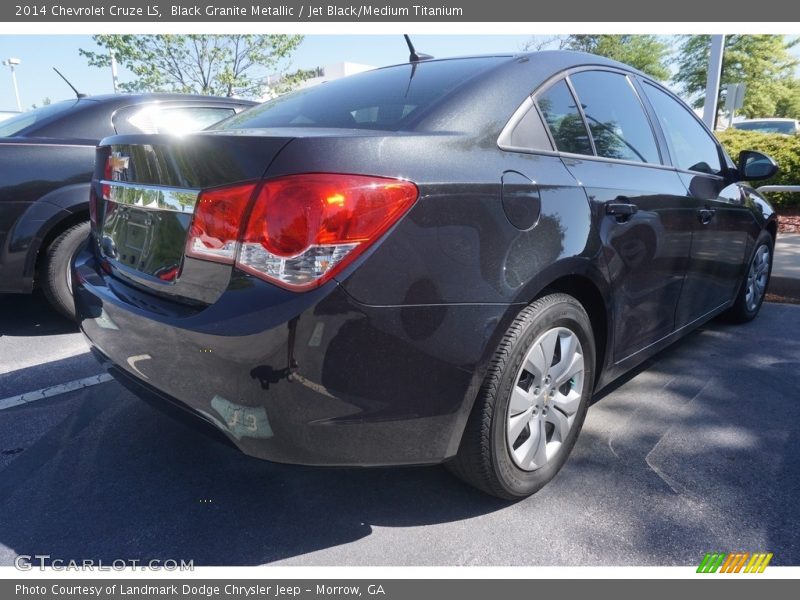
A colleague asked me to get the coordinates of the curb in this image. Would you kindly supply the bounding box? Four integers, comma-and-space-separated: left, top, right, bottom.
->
768, 276, 800, 301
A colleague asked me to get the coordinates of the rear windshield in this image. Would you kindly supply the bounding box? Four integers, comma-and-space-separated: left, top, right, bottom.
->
732, 121, 797, 134
0, 99, 81, 137
216, 57, 507, 132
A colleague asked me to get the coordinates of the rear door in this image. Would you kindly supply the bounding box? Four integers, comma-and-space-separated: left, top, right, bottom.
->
640, 82, 751, 326
535, 70, 693, 361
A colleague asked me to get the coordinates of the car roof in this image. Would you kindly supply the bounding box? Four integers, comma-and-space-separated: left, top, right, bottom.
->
214, 51, 666, 139
391, 51, 655, 133
379, 50, 648, 77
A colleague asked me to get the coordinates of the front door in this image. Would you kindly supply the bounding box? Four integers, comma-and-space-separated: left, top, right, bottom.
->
640, 82, 751, 327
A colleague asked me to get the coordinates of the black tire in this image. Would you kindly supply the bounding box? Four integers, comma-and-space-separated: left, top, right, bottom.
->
724, 230, 774, 324
41, 221, 90, 320
448, 293, 595, 500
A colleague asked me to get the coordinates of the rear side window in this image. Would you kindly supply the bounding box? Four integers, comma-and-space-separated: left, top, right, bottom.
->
642, 82, 722, 175
0, 99, 81, 137
506, 104, 553, 150
536, 79, 592, 155
218, 57, 506, 131
569, 71, 660, 164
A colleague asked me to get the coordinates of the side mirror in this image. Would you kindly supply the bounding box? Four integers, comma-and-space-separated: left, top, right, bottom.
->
738, 150, 779, 181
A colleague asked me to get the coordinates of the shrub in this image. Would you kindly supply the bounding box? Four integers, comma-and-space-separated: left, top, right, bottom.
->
716, 129, 800, 209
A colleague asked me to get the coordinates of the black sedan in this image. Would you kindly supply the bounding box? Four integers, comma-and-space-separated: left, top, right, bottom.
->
0, 93, 255, 318
74, 52, 778, 499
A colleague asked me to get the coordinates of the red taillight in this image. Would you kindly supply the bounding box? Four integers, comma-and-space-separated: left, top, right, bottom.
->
101, 154, 113, 202
89, 186, 98, 227
185, 183, 258, 264
94, 153, 116, 228
184, 174, 418, 291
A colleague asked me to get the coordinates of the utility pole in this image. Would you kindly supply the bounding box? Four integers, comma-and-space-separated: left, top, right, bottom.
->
110, 50, 119, 93
702, 35, 725, 130
2, 58, 22, 111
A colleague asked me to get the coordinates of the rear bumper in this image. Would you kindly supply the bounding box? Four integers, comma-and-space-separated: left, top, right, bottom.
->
73, 249, 511, 466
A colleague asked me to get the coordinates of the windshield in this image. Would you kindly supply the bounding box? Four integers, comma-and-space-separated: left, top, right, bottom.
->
0, 99, 80, 137
733, 121, 797, 134
216, 57, 506, 132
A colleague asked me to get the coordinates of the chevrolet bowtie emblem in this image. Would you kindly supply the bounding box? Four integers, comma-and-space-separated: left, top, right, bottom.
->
108, 152, 130, 180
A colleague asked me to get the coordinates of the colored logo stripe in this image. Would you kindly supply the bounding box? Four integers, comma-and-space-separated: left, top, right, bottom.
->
721, 553, 749, 573
697, 552, 773, 573
697, 553, 726, 573
745, 553, 773, 573
719, 553, 736, 572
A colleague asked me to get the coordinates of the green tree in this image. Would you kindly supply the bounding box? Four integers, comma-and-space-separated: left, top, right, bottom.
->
673, 35, 800, 118
775, 78, 800, 119
562, 35, 672, 80
80, 34, 304, 98
521, 35, 567, 52
31, 97, 51, 110
270, 67, 319, 96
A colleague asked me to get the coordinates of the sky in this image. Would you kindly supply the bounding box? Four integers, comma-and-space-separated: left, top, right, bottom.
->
2, 34, 798, 113
0, 35, 534, 111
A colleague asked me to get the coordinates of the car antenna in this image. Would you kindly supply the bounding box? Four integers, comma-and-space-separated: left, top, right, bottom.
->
404, 35, 433, 63
53, 67, 87, 99
403, 35, 433, 97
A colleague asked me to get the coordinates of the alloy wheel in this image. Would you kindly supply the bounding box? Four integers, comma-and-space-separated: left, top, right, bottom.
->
506, 327, 585, 471
745, 244, 770, 312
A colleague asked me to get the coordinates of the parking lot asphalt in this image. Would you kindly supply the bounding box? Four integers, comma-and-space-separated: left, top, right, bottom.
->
0, 291, 798, 567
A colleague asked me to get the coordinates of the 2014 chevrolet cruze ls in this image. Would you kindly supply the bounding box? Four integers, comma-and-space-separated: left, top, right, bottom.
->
74, 52, 778, 499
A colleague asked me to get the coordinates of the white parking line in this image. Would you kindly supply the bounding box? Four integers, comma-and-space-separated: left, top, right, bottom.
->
0, 373, 113, 411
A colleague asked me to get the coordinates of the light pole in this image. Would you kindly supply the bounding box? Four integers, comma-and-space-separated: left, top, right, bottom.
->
3, 57, 22, 112
110, 50, 119, 93
702, 36, 725, 130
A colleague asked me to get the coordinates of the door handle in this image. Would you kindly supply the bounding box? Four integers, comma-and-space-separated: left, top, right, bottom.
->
697, 208, 716, 225
605, 201, 638, 223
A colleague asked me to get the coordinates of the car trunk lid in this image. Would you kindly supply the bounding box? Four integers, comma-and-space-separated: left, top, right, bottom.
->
92, 133, 292, 305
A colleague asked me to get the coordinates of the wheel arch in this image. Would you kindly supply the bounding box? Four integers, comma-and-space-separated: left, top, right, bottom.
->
765, 218, 777, 243
34, 208, 90, 281
540, 273, 610, 390
446, 259, 614, 458
21, 183, 91, 289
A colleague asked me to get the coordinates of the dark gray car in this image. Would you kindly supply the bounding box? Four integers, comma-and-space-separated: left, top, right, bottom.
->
0, 94, 255, 318
74, 52, 778, 499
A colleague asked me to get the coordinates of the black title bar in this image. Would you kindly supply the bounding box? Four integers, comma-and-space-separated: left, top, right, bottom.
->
5, 579, 800, 600
3, 0, 800, 22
